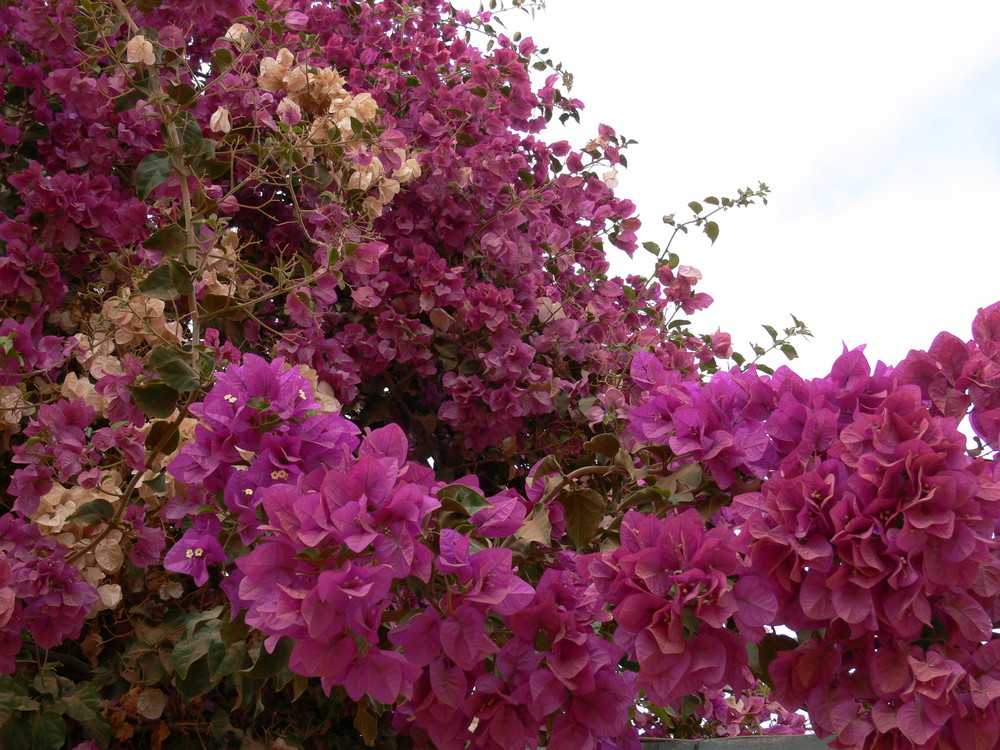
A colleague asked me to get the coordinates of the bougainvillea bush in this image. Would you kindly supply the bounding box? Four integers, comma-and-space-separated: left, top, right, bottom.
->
1, 0, 998, 748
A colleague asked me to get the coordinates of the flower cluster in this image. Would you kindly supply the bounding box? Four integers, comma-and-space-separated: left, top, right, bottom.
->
0, 514, 98, 673
580, 509, 777, 707
167, 353, 360, 549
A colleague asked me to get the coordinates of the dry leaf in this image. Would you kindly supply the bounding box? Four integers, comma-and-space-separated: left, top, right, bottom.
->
137, 688, 167, 720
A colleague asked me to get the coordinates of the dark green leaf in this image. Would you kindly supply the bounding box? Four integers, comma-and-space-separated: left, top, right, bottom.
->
30, 712, 65, 750
147, 345, 200, 392
703, 196, 720, 205
208, 639, 244, 681
143, 225, 186, 255
620, 486, 672, 510
211, 48, 233, 74
31, 670, 60, 696
138, 264, 179, 300
780, 344, 798, 360
688, 201, 703, 214
705, 220, 719, 244
145, 471, 168, 493
146, 420, 180, 454
558, 488, 605, 549
1, 717, 31, 748
167, 83, 197, 108
53, 681, 101, 722
762, 324, 778, 342
127, 382, 180, 419
0, 677, 20, 725
172, 630, 215, 679
582, 433, 620, 457
67, 498, 115, 525
242, 636, 293, 680
175, 656, 212, 702
135, 153, 172, 200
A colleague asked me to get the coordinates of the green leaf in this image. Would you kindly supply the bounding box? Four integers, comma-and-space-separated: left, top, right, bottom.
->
128, 382, 180, 419
641, 241, 660, 255
210, 47, 233, 74
184, 605, 224, 638
703, 196, 720, 205
688, 201, 703, 214
208, 638, 244, 681
242, 636, 293, 681
138, 264, 179, 300
31, 670, 60, 696
780, 343, 799, 360
67, 498, 115, 526
53, 681, 101, 722
30, 712, 65, 750
145, 471, 168, 493
620, 486, 672, 510
135, 153, 172, 200
705, 220, 719, 244
558, 488, 605, 549
762, 325, 778, 341
147, 345, 200, 392
437, 484, 492, 517
143, 225, 186, 255
172, 629, 215, 679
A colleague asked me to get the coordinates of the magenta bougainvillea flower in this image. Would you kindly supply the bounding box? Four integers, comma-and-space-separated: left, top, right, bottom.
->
162, 515, 227, 586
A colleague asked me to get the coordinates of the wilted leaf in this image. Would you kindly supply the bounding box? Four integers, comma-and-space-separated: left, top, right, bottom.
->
97, 583, 123, 608
95, 538, 125, 573
137, 688, 166, 720
515, 505, 551, 546
354, 700, 378, 747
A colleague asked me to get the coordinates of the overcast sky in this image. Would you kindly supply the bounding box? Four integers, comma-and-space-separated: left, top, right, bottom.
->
459, 0, 1000, 377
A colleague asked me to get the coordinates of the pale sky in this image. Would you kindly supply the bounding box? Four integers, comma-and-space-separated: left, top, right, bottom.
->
458, 0, 1000, 377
